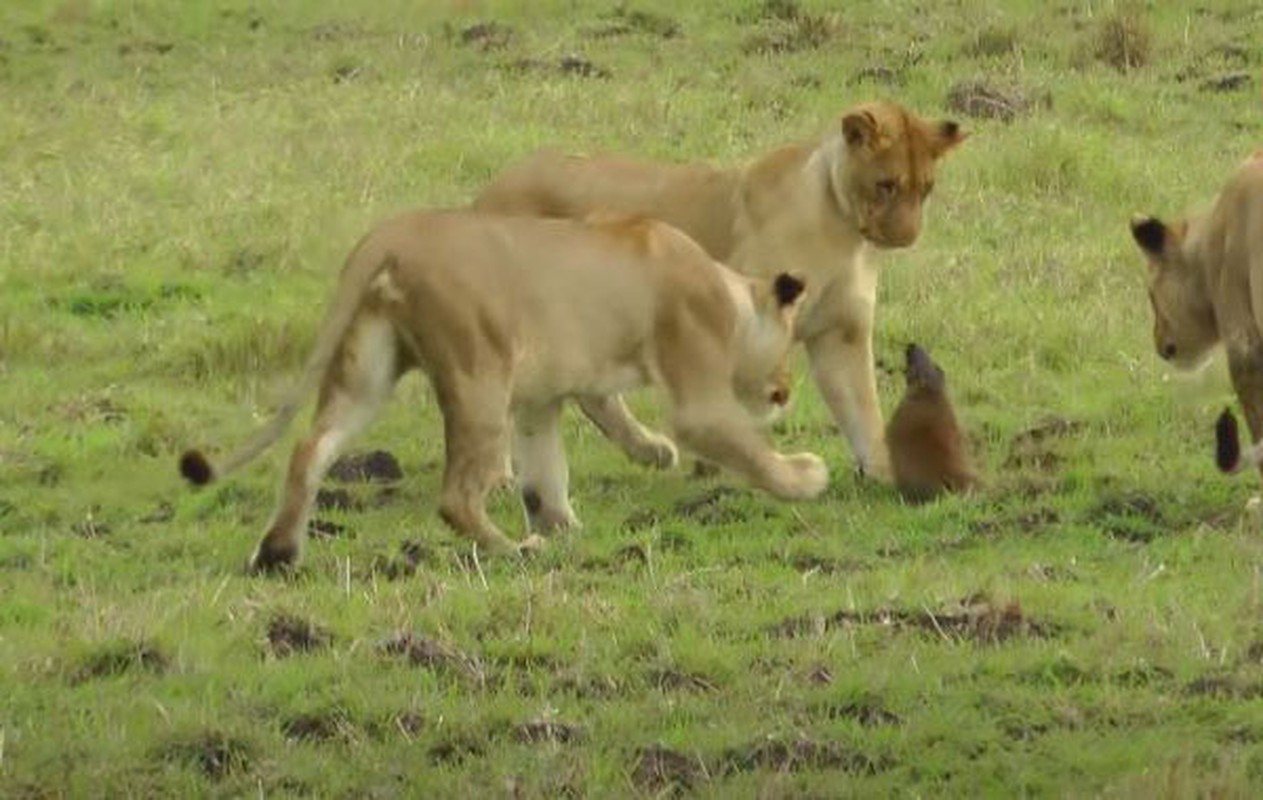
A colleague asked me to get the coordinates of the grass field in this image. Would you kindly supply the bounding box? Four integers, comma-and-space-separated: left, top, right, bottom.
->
3, 0, 1263, 796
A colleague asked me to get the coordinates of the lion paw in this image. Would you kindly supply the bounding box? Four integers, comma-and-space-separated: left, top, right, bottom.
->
1244, 495, 1263, 527
517, 534, 547, 555
857, 450, 893, 484
631, 433, 679, 470
781, 452, 830, 499
530, 505, 579, 534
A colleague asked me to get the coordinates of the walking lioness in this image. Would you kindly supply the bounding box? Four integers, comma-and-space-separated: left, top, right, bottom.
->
475, 100, 966, 480
179, 210, 826, 571
1130, 151, 1263, 480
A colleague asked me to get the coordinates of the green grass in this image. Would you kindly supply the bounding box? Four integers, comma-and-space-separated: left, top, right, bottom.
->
3, 0, 1263, 795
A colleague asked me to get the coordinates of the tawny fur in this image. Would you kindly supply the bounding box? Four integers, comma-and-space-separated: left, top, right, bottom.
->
474, 100, 966, 482
886, 343, 979, 503
180, 210, 825, 572
1131, 153, 1263, 482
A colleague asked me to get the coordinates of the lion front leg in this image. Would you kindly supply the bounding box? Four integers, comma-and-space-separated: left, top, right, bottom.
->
804, 322, 891, 482
577, 394, 679, 470
1227, 338, 1263, 485
670, 398, 828, 501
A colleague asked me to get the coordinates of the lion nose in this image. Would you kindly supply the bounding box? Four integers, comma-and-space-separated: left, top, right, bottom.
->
1161, 343, 1177, 360
769, 388, 789, 406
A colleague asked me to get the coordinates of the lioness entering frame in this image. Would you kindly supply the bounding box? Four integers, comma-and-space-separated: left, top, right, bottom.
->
179, 210, 826, 572
1130, 151, 1263, 480
475, 100, 966, 481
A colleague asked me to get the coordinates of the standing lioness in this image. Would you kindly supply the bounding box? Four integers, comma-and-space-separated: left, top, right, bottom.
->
180, 210, 826, 571
1130, 152, 1263, 480
475, 100, 966, 480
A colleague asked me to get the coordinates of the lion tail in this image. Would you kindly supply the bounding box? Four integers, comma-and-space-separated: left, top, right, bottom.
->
179, 249, 397, 487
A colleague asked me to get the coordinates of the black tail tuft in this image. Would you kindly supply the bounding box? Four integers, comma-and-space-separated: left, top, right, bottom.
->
1215, 408, 1240, 473
180, 450, 214, 486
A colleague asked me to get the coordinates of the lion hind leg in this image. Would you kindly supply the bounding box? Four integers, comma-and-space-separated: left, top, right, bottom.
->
251, 315, 401, 573
435, 377, 523, 555
513, 401, 578, 533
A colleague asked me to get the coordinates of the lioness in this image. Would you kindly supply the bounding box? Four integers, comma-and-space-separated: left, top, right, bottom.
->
475, 100, 966, 480
179, 210, 827, 571
1130, 151, 1263, 479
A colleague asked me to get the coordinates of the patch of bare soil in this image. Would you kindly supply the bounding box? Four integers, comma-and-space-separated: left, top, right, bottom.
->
782, 552, 869, 575
265, 612, 333, 657
1085, 492, 1164, 543
138, 501, 174, 524
804, 664, 833, 685
371, 539, 437, 580
1200, 72, 1252, 93
327, 450, 403, 483
630, 745, 707, 794
514, 719, 585, 744
584, 7, 680, 39
314, 488, 361, 511
307, 518, 350, 539
819, 696, 902, 727
71, 509, 110, 539
621, 509, 659, 532
970, 506, 1060, 537
378, 631, 486, 685
157, 731, 253, 780
72, 639, 170, 682
674, 486, 749, 525
773, 593, 1062, 643
392, 711, 426, 738
742, 11, 839, 55
553, 670, 625, 700
1003, 415, 1083, 471
721, 736, 892, 775
455, 21, 514, 52
962, 26, 1020, 58
947, 80, 1052, 122
505, 55, 611, 79
647, 668, 719, 693
281, 709, 358, 743
1093, 6, 1150, 72
850, 64, 906, 87
117, 39, 173, 56
1111, 663, 1173, 688
1184, 673, 1263, 700
429, 734, 486, 765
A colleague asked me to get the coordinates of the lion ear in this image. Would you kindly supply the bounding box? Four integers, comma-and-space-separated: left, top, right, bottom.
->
1130, 215, 1169, 257
931, 120, 967, 158
841, 110, 880, 149
772, 273, 806, 307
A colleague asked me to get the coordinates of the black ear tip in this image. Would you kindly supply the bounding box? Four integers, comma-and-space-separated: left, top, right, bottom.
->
180, 450, 214, 486
773, 273, 806, 306
1130, 216, 1166, 254
1216, 408, 1240, 473
941, 120, 960, 137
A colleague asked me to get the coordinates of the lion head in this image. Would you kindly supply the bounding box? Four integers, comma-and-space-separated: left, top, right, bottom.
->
832, 101, 967, 249
1129, 215, 1218, 370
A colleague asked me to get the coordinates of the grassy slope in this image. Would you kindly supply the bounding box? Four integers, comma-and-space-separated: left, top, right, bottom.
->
2, 0, 1263, 796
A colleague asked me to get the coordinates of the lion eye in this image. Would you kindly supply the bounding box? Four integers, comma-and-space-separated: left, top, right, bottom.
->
875, 179, 899, 199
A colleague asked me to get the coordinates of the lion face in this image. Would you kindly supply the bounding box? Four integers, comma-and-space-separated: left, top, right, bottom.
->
1130, 216, 1219, 370
835, 104, 966, 250
733, 273, 807, 423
